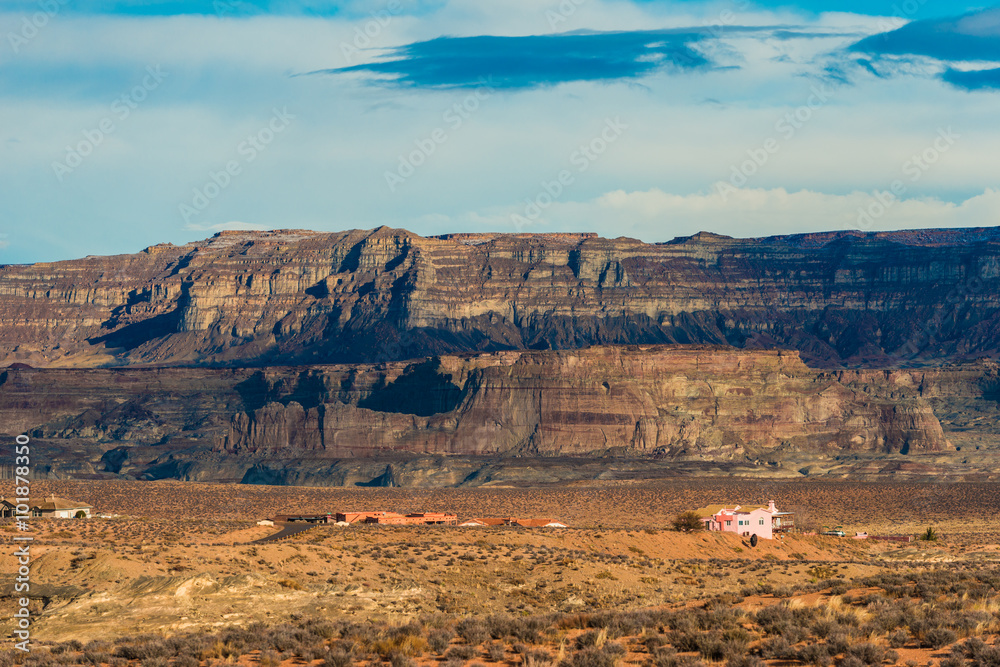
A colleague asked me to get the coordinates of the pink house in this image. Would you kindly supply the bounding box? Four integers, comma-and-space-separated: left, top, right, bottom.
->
697, 500, 795, 540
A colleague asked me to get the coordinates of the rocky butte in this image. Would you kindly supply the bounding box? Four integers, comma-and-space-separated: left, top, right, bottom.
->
0, 227, 998, 486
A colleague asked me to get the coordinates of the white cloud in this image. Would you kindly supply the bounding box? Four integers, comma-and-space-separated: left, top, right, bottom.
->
446, 187, 1000, 241
184, 221, 269, 232
0, 1, 997, 263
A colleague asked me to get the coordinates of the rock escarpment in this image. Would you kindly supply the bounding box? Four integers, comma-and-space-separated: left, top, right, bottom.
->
0, 346, 969, 486
2, 226, 1000, 369
217, 346, 950, 459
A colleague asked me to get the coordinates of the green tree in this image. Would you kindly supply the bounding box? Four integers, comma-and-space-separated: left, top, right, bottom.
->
74, 510, 87, 519
673, 511, 706, 532
920, 526, 938, 541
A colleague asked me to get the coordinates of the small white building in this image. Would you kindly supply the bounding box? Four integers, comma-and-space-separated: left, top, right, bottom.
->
33, 496, 92, 518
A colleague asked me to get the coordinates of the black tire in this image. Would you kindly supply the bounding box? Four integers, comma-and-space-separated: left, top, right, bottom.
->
750, 534, 758, 547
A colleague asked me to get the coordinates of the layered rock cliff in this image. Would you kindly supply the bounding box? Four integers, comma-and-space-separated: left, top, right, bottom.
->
216, 346, 950, 459
3, 226, 1000, 369
1, 345, 979, 486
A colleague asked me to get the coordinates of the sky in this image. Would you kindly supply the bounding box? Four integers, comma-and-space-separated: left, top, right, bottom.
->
0, 0, 998, 263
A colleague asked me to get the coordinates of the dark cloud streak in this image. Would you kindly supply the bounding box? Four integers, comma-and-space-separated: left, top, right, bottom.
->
306, 30, 718, 89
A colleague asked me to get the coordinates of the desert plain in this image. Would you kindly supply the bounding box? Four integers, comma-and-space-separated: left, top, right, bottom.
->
1, 479, 998, 667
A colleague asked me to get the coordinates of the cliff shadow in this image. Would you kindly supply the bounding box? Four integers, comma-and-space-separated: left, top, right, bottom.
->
358, 358, 462, 416
236, 370, 329, 414
88, 308, 183, 351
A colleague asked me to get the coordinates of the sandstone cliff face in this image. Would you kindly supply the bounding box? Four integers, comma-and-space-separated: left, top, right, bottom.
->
217, 346, 951, 459
3, 347, 994, 485
2, 227, 1000, 369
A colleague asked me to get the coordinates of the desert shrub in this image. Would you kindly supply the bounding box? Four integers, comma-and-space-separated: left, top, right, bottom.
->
22, 653, 57, 667
696, 637, 745, 662
457, 618, 489, 645
888, 630, 909, 649
845, 643, 885, 666
389, 654, 416, 667
696, 636, 728, 662
496, 615, 547, 643
266, 625, 308, 653
922, 628, 957, 649
812, 619, 841, 639
828, 581, 851, 596
300, 618, 338, 640
560, 642, 625, 667
972, 646, 1000, 667
445, 645, 477, 661
668, 631, 700, 653
524, 648, 554, 666
956, 638, 987, 660
428, 628, 453, 654
258, 650, 282, 667
484, 641, 506, 662
672, 512, 705, 532
939, 658, 964, 667
171, 657, 198, 667
322, 647, 355, 667
758, 636, 794, 660
837, 657, 864, 667
920, 527, 939, 541
642, 632, 670, 651
115, 640, 170, 661
371, 634, 427, 658
648, 649, 704, 667
726, 657, 765, 667
796, 644, 833, 667
577, 630, 609, 649
825, 634, 852, 656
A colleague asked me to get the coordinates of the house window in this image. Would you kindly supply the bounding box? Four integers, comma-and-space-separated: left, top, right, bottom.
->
725, 521, 731, 526
759, 519, 764, 525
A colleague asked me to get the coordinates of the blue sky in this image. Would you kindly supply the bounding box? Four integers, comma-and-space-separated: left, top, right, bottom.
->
1, 0, 998, 263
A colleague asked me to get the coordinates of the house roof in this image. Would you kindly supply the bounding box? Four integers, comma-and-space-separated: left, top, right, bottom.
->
513, 518, 561, 527
460, 517, 566, 527
33, 496, 92, 511
694, 504, 773, 517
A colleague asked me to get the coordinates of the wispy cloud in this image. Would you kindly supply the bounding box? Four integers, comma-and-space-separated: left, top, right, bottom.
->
183, 221, 269, 232
307, 30, 719, 89
850, 8, 1000, 91
445, 187, 1000, 241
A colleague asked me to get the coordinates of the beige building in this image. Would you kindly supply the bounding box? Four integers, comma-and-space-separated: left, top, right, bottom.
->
33, 495, 92, 518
